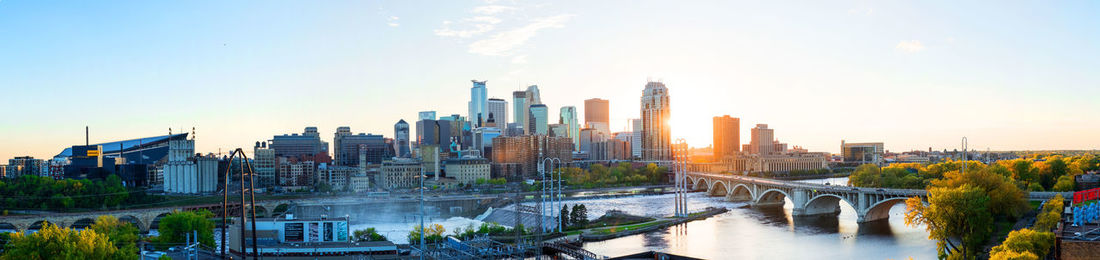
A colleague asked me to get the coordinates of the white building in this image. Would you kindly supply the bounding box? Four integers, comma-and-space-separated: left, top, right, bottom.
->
162, 139, 218, 194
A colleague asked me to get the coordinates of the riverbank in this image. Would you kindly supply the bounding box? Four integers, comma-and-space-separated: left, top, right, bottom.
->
579, 207, 728, 242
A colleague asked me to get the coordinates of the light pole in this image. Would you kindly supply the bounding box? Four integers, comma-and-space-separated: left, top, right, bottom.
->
542, 157, 563, 232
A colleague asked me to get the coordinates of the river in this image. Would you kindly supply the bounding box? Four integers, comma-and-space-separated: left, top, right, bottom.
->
353, 177, 937, 259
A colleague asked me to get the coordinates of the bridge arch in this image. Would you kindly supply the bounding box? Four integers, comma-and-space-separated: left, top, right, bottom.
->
685, 176, 697, 191
862, 197, 912, 222
29, 220, 53, 231
692, 178, 709, 192
708, 180, 729, 196
69, 218, 97, 230
728, 184, 754, 201
755, 188, 790, 207
254, 206, 268, 218
118, 215, 144, 232
802, 194, 853, 216
0, 222, 17, 232
272, 204, 291, 217
150, 212, 172, 230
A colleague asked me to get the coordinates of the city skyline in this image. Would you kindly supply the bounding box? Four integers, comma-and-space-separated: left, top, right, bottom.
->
3, 1, 1100, 160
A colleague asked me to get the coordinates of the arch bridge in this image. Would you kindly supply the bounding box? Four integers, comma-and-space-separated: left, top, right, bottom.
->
685, 172, 925, 223
0, 199, 299, 233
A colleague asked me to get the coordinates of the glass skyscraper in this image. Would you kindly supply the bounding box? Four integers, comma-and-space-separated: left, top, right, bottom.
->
528, 104, 549, 136
468, 80, 488, 128
560, 106, 580, 150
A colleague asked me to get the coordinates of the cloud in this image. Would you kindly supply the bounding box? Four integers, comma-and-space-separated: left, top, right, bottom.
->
387, 16, 400, 27
895, 40, 925, 53
434, 21, 495, 38
472, 5, 516, 15
468, 16, 502, 24
468, 15, 574, 56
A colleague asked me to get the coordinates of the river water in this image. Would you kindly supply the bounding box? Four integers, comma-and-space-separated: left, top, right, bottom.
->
351, 177, 936, 259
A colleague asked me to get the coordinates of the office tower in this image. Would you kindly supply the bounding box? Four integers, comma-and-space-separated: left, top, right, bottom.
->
640, 81, 672, 161
334, 131, 386, 166
713, 115, 741, 161
418, 111, 437, 121
631, 119, 642, 158
269, 127, 330, 159
528, 104, 549, 135
584, 98, 611, 135
438, 114, 468, 146
560, 106, 580, 150
523, 85, 542, 135
468, 80, 488, 127
578, 128, 607, 157
394, 120, 411, 158
487, 98, 508, 131
333, 126, 352, 164
416, 119, 453, 148
472, 127, 502, 158
512, 91, 527, 133
253, 141, 276, 189
749, 124, 776, 155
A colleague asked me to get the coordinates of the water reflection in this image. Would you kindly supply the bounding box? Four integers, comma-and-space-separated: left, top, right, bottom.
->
579, 192, 936, 260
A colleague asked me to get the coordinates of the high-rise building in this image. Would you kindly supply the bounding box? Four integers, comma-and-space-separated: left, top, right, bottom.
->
473, 127, 502, 158
334, 132, 386, 167
713, 115, 741, 161
749, 124, 776, 155
560, 106, 580, 150
512, 91, 527, 133
640, 81, 672, 161
277, 157, 315, 189
253, 142, 276, 189
528, 104, 549, 135
487, 98, 508, 131
418, 111, 437, 121
584, 98, 610, 135
549, 124, 570, 138
523, 85, 542, 135
490, 135, 572, 180
5, 156, 44, 178
416, 119, 453, 148
468, 80, 488, 127
333, 127, 352, 164
631, 119, 642, 158
394, 120, 411, 158
269, 127, 330, 160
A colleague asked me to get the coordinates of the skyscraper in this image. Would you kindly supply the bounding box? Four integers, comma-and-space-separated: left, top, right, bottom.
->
468, 80, 488, 127
524, 85, 542, 135
333, 126, 351, 164
394, 120, 411, 158
418, 111, 437, 121
713, 115, 740, 161
749, 124, 775, 155
560, 106, 580, 150
269, 127, 330, 159
584, 98, 610, 135
487, 98, 508, 131
528, 104, 549, 135
640, 81, 671, 161
631, 118, 642, 158
512, 91, 526, 133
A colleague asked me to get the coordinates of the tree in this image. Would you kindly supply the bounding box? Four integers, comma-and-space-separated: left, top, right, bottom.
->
1, 222, 119, 260
407, 224, 446, 245
905, 185, 993, 260
560, 205, 571, 229
570, 204, 589, 228
1052, 175, 1075, 192
156, 210, 215, 248
90, 215, 140, 259
353, 228, 387, 242
848, 164, 882, 187
990, 229, 1054, 259
928, 166, 1027, 218
989, 250, 1039, 260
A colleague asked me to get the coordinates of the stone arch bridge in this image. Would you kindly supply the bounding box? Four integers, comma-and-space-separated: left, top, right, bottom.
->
685, 172, 926, 223
0, 199, 300, 233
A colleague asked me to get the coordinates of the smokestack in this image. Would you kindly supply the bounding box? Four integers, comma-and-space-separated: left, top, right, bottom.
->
85, 126, 89, 146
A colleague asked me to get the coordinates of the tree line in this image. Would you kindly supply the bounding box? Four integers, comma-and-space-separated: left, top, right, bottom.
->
561, 163, 668, 189
850, 154, 1099, 192
0, 175, 165, 212
0, 209, 214, 260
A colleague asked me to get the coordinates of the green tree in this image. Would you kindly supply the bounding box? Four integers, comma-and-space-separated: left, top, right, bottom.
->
1, 222, 119, 260
156, 210, 215, 248
90, 215, 140, 259
905, 185, 993, 260
929, 166, 1028, 218
848, 164, 882, 187
560, 205, 571, 229
570, 204, 589, 227
353, 227, 387, 242
990, 229, 1054, 259
1052, 175, 1075, 192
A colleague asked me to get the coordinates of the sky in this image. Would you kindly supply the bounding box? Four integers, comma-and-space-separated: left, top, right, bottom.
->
1, 0, 1099, 161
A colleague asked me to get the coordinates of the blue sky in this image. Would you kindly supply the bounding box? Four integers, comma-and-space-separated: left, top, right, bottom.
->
1, 0, 1098, 160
